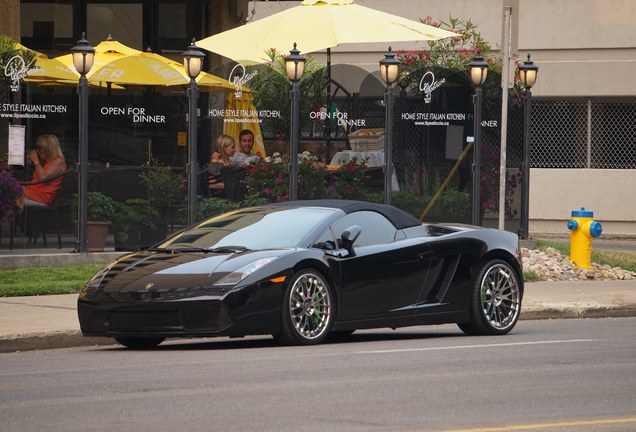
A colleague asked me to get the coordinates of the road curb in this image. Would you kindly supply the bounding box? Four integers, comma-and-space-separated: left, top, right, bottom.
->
521, 305, 636, 320
0, 252, 123, 269
0, 331, 114, 353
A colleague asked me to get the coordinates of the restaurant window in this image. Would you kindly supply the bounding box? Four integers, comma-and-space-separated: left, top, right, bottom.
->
158, 3, 188, 46
20, 0, 204, 56
87, 3, 143, 50
20, 2, 74, 53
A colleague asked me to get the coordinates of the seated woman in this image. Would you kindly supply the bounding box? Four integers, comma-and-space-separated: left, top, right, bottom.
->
207, 134, 236, 197
22, 134, 67, 207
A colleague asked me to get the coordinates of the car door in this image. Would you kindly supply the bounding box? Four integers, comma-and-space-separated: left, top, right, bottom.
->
327, 211, 431, 321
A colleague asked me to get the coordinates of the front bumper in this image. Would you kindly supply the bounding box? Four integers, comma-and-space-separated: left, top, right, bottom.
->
77, 299, 235, 338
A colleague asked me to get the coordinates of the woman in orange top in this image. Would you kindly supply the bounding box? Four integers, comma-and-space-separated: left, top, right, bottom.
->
23, 134, 67, 207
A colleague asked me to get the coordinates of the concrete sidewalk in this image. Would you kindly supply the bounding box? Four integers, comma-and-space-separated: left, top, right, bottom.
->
1, 279, 635, 353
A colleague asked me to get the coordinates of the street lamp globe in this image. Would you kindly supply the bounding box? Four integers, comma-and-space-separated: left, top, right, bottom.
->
71, 32, 95, 76
467, 53, 488, 87
182, 38, 205, 79
284, 43, 306, 82
519, 54, 539, 89
379, 47, 400, 86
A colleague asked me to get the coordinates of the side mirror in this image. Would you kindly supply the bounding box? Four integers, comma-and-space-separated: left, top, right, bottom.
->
339, 225, 361, 257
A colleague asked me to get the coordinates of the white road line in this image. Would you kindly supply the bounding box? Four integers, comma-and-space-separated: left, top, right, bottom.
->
357, 339, 598, 354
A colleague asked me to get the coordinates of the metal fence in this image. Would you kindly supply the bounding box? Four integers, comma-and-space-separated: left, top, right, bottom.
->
531, 98, 636, 169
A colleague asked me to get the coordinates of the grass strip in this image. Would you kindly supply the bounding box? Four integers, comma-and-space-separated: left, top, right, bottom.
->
0, 263, 103, 297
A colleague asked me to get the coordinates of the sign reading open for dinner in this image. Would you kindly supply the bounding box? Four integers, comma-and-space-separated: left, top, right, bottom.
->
99, 106, 166, 123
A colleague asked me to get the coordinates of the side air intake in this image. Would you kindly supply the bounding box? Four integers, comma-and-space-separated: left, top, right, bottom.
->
427, 225, 459, 237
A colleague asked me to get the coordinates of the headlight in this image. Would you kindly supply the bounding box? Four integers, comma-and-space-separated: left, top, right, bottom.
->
215, 257, 277, 287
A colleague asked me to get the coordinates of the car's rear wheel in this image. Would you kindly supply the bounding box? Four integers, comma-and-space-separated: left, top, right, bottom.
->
458, 259, 522, 336
274, 270, 334, 345
114, 336, 165, 348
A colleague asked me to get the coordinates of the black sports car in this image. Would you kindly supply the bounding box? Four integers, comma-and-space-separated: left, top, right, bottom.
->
78, 200, 524, 348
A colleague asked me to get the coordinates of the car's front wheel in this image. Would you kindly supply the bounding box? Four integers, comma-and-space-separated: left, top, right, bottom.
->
458, 259, 522, 336
274, 270, 334, 345
114, 336, 165, 349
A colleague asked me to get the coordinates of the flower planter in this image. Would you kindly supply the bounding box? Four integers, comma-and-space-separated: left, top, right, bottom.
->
87, 220, 111, 252
114, 227, 141, 251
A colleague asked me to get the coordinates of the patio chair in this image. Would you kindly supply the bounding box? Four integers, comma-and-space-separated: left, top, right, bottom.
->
10, 170, 76, 249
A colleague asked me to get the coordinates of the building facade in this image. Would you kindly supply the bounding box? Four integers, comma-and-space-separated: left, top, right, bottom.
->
2, 0, 635, 235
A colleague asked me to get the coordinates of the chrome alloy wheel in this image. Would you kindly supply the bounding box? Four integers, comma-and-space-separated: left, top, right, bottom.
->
288, 272, 332, 340
479, 263, 521, 331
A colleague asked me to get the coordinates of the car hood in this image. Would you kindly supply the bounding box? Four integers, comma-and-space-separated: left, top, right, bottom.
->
86, 249, 292, 296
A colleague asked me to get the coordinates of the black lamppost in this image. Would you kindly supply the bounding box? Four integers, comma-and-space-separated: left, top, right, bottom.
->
182, 38, 205, 226
519, 54, 539, 239
467, 53, 488, 226
379, 47, 400, 205
284, 43, 306, 201
71, 32, 95, 253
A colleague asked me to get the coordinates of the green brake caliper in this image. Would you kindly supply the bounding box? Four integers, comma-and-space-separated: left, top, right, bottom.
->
312, 294, 322, 324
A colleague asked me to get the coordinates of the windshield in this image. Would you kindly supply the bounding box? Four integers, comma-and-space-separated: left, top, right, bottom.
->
160, 207, 336, 250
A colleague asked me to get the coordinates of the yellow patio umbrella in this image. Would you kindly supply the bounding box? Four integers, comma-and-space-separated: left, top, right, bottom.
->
197, 0, 457, 64
51, 37, 234, 91
14, 43, 78, 83
51, 38, 142, 81
15, 42, 122, 88
223, 91, 266, 156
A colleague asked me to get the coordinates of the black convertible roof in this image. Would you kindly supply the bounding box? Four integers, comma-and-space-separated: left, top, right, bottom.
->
269, 199, 421, 230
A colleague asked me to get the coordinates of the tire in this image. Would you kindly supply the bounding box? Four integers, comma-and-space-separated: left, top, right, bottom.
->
114, 336, 165, 349
458, 259, 522, 336
274, 270, 334, 345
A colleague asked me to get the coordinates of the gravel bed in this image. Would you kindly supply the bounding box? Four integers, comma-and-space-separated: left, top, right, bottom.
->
522, 247, 636, 281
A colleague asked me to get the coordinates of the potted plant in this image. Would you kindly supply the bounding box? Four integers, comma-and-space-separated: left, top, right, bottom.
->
140, 165, 183, 246
112, 198, 159, 251
72, 191, 116, 252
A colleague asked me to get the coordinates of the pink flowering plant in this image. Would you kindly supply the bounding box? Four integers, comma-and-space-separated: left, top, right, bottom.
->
242, 152, 373, 202
242, 151, 327, 202
399, 16, 497, 71
396, 16, 522, 218
0, 170, 24, 225
396, 16, 504, 105
328, 157, 369, 200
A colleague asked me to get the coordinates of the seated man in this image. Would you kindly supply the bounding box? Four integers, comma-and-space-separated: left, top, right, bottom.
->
232, 129, 259, 165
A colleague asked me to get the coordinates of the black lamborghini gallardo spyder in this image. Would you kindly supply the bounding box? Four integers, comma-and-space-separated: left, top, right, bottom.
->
78, 200, 523, 348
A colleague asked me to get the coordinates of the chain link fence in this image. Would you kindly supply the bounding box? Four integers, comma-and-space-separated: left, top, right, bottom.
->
531, 98, 636, 169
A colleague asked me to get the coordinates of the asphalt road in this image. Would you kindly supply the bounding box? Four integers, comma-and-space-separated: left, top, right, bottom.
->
1, 318, 635, 432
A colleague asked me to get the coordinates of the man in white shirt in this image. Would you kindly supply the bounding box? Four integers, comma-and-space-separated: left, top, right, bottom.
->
232, 129, 259, 164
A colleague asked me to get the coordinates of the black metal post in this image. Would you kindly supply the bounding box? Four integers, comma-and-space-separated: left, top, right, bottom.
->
520, 87, 533, 239
76, 74, 89, 252
289, 81, 300, 201
384, 83, 395, 205
471, 87, 483, 226
187, 78, 199, 226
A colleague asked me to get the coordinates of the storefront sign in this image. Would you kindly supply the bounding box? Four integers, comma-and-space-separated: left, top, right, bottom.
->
309, 109, 366, 128
229, 64, 257, 98
0, 103, 67, 120
99, 106, 166, 123
4, 55, 29, 93
208, 108, 281, 124
400, 111, 498, 128
419, 71, 445, 104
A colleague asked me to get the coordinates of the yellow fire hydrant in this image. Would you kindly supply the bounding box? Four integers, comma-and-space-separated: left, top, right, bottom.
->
566, 207, 603, 269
